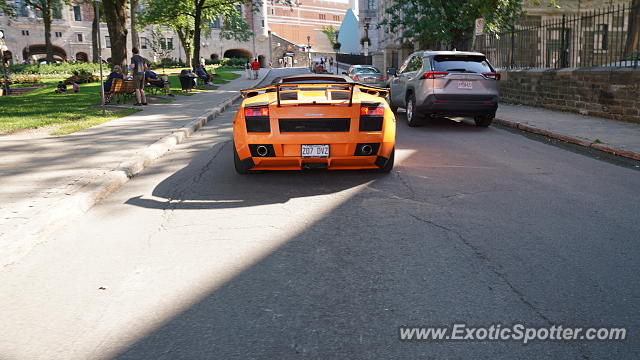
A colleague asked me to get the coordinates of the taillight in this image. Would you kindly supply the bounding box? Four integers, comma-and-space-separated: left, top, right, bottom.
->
244, 106, 270, 132
353, 75, 358, 81
422, 72, 448, 79
360, 105, 384, 131
360, 106, 385, 116
380, 75, 386, 81
244, 107, 269, 117
482, 73, 501, 80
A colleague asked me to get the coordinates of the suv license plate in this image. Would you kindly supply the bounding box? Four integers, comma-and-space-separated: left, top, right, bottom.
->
301, 144, 329, 158
457, 81, 473, 89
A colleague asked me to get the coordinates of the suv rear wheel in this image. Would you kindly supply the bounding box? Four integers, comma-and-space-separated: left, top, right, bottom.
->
474, 114, 494, 127
406, 94, 423, 127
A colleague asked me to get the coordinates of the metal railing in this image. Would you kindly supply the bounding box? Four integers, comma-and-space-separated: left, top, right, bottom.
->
474, 2, 640, 69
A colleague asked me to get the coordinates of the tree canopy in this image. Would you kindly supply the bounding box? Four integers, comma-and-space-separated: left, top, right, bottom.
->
382, 0, 524, 50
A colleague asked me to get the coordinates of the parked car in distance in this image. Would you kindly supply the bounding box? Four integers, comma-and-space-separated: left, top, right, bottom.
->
343, 65, 388, 88
388, 50, 500, 127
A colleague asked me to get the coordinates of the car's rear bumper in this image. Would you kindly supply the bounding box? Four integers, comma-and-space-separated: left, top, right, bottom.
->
417, 94, 498, 116
235, 140, 395, 171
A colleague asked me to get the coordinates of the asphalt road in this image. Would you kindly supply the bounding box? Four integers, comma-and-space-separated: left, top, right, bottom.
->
1, 68, 639, 360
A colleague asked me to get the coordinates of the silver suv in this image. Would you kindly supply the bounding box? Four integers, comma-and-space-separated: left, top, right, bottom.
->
388, 51, 500, 127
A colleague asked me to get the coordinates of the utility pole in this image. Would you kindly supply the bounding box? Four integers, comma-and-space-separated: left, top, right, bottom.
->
0, 30, 10, 96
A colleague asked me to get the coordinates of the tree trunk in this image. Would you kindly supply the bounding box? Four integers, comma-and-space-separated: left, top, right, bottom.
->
104, 0, 128, 67
177, 28, 194, 69
130, 0, 140, 50
624, 0, 640, 58
43, 5, 53, 63
192, 0, 202, 69
92, 2, 99, 63
451, 30, 465, 51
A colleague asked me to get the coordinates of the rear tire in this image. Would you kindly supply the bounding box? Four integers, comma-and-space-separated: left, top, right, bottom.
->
406, 95, 423, 127
377, 147, 395, 173
474, 115, 494, 127
233, 142, 250, 174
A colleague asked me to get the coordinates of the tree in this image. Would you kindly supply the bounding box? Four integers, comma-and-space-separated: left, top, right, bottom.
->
382, 0, 523, 50
624, 0, 640, 59
103, 0, 128, 67
90, 1, 101, 63
141, 0, 253, 69
24, 0, 68, 63
321, 26, 337, 48
0, 0, 15, 15
130, 0, 140, 50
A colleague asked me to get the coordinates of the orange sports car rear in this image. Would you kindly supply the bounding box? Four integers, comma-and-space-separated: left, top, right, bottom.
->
233, 75, 396, 173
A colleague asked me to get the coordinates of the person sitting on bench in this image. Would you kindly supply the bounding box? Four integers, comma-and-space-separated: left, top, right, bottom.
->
103, 65, 124, 92
195, 65, 213, 85
145, 68, 174, 96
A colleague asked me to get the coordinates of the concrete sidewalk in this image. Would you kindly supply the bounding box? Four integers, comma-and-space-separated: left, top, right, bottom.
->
0, 68, 271, 266
496, 104, 640, 161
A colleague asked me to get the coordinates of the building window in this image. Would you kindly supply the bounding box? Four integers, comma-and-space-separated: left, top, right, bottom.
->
21, 30, 30, 36
53, 5, 62, 19
73, 5, 82, 21
15, 0, 29, 17
368, 0, 375, 9
76, 33, 83, 42
55, 31, 62, 38
594, 24, 608, 51
211, 17, 220, 29
141, 37, 148, 49
319, 14, 326, 20
105, 36, 111, 48
160, 38, 173, 50
333, 15, 340, 21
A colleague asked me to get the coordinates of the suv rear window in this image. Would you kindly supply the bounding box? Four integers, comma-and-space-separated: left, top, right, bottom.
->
433, 55, 493, 73
354, 67, 380, 74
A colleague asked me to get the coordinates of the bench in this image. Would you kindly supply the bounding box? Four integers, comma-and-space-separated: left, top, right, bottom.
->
105, 78, 135, 104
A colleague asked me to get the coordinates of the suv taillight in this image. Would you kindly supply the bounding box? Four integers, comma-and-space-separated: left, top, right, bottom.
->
482, 73, 501, 80
244, 106, 270, 132
422, 72, 448, 79
380, 75, 386, 81
360, 105, 384, 131
353, 75, 359, 81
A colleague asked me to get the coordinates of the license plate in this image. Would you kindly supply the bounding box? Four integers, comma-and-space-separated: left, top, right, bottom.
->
457, 81, 473, 89
365, 78, 376, 83
301, 144, 329, 158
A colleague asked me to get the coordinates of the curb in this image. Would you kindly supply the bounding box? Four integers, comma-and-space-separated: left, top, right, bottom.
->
494, 118, 640, 162
1, 69, 272, 267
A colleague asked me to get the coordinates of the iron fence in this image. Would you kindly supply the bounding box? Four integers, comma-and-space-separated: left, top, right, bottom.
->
474, 2, 640, 69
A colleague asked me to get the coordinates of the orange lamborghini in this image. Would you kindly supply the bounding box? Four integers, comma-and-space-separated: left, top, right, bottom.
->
233, 74, 396, 174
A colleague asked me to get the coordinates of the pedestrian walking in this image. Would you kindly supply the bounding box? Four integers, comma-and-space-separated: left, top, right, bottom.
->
251, 58, 260, 80
329, 56, 334, 71
130, 47, 148, 106
245, 61, 252, 79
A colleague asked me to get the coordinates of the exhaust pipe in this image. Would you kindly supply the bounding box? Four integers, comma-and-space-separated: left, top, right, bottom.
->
256, 145, 269, 157
360, 144, 373, 156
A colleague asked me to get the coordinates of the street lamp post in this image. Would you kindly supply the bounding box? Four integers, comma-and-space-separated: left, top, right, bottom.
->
95, 0, 105, 115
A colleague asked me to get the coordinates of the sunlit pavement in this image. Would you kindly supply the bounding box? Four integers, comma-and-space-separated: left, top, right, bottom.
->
1, 69, 639, 359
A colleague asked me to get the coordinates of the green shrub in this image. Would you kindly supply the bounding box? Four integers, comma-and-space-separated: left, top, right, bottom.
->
220, 57, 249, 67
0, 75, 42, 86
8, 62, 102, 75
64, 70, 99, 84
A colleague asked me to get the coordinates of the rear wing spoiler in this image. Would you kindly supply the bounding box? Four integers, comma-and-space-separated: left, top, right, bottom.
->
240, 82, 389, 107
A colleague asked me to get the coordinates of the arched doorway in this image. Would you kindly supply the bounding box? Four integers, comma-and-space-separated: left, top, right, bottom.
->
75, 52, 89, 62
209, 53, 219, 60
223, 48, 252, 60
22, 44, 67, 63
258, 55, 266, 67
2, 50, 12, 65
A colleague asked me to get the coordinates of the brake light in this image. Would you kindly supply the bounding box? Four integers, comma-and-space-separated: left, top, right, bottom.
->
380, 75, 386, 81
244, 107, 269, 117
353, 75, 359, 81
483, 73, 501, 80
422, 72, 448, 79
360, 106, 385, 116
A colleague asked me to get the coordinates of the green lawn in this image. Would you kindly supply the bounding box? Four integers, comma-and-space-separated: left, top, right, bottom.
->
0, 78, 139, 135
0, 67, 242, 135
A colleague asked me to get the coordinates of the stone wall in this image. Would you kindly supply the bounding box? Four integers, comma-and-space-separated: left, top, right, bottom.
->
499, 68, 640, 124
